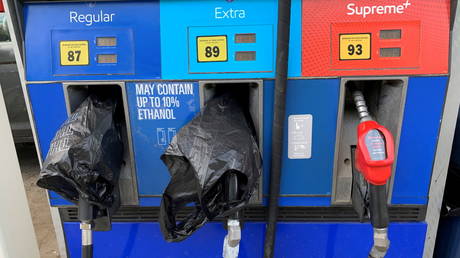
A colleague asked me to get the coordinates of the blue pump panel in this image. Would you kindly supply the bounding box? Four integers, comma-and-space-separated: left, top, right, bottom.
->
188, 25, 274, 74
28, 83, 73, 206
279, 79, 340, 206
63, 222, 427, 257
27, 83, 68, 160
126, 82, 200, 196
24, 1, 161, 81
160, 0, 278, 80
391, 76, 448, 204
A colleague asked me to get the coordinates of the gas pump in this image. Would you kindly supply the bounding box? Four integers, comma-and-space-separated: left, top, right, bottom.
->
352, 89, 394, 257
3, 0, 457, 257
4, 0, 275, 257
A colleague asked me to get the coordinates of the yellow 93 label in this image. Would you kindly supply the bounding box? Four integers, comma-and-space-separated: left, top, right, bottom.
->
339, 34, 371, 60
60, 41, 89, 66
197, 36, 227, 62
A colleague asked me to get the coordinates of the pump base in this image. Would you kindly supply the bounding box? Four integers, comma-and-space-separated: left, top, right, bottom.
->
62, 222, 425, 257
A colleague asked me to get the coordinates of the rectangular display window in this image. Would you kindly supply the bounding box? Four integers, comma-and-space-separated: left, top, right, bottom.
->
236, 51, 256, 61
96, 37, 117, 47
235, 33, 256, 43
97, 54, 117, 64
380, 48, 401, 57
380, 30, 401, 40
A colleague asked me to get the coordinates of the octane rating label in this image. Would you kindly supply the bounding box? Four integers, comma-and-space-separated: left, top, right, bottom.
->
339, 34, 371, 60
197, 35, 228, 62
59, 41, 89, 66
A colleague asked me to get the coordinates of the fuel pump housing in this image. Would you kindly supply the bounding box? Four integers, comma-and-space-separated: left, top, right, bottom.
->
3, 0, 457, 257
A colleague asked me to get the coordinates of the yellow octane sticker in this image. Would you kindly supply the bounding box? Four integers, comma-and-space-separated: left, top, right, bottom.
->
339, 34, 371, 60
60, 41, 89, 66
197, 36, 228, 62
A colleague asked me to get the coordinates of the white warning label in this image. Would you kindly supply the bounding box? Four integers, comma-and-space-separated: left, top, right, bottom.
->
134, 83, 194, 120
288, 114, 313, 159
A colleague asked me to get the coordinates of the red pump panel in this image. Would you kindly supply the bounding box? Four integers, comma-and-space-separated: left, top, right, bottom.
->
0, 1, 4, 12
302, 0, 450, 77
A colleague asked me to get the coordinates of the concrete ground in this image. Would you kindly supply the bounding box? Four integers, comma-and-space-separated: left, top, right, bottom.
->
17, 143, 60, 258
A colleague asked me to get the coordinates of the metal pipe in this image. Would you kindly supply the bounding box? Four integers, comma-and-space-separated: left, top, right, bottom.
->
80, 222, 93, 258
263, 0, 291, 257
79, 199, 94, 258
223, 172, 241, 258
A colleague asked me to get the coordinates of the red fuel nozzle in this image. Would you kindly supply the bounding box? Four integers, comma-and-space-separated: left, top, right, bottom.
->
352, 90, 393, 258
355, 120, 394, 186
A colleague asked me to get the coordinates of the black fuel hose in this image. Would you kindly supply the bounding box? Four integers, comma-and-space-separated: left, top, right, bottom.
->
263, 0, 291, 257
79, 199, 94, 258
369, 184, 389, 229
82, 245, 93, 258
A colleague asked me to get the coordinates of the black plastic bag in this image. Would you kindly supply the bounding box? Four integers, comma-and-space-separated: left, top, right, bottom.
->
37, 94, 123, 214
160, 93, 262, 242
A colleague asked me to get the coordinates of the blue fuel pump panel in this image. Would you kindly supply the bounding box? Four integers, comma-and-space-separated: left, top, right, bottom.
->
160, 0, 278, 79
24, 1, 161, 81
126, 81, 200, 197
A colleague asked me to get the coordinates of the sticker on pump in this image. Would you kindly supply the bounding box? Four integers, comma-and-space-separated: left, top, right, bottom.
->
339, 34, 371, 60
197, 35, 227, 62
288, 114, 312, 159
60, 40, 89, 66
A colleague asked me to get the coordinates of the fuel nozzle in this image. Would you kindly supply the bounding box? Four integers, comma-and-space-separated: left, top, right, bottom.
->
352, 90, 395, 258
223, 172, 242, 258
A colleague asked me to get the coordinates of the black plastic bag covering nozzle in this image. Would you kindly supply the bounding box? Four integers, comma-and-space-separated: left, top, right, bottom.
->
37, 94, 123, 215
160, 94, 262, 242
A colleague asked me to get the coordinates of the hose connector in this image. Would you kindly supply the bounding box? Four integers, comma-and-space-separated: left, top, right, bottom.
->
80, 222, 93, 246
80, 221, 93, 258
223, 219, 241, 258
369, 227, 390, 258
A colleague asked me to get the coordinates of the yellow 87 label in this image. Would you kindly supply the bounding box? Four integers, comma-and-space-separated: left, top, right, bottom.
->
60, 41, 89, 66
197, 36, 228, 62
339, 34, 371, 60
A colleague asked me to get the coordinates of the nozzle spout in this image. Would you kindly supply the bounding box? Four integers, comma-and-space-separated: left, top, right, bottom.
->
352, 90, 372, 122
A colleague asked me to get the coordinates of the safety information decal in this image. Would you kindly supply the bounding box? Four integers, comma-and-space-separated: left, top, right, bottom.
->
59, 40, 89, 66
197, 35, 228, 62
133, 82, 196, 120
339, 34, 371, 60
288, 114, 312, 159
126, 81, 200, 195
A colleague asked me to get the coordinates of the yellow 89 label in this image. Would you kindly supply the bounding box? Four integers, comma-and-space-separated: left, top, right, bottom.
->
60, 41, 89, 66
339, 34, 371, 60
197, 35, 228, 62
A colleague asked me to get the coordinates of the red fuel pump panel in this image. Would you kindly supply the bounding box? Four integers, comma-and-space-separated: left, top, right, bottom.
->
355, 121, 395, 186
0, 1, 4, 12
302, 0, 450, 76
